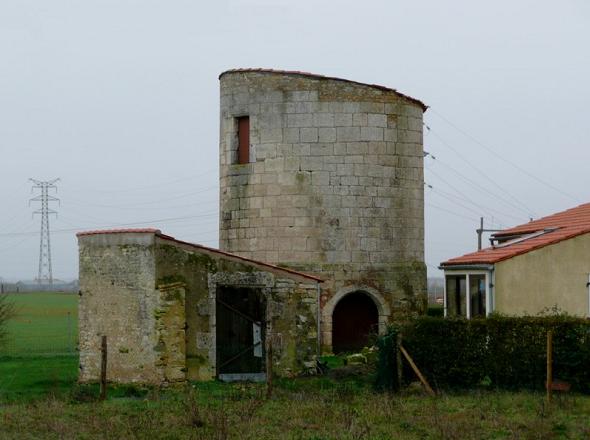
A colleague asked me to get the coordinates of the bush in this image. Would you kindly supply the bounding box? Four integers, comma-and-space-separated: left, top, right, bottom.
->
0, 294, 14, 349
374, 328, 400, 392
426, 306, 444, 317
376, 315, 590, 393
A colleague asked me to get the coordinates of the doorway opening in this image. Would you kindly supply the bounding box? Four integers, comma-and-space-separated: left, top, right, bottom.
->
332, 291, 378, 353
216, 286, 266, 381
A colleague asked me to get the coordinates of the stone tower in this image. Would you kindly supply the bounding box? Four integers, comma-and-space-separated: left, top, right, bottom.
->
219, 69, 426, 352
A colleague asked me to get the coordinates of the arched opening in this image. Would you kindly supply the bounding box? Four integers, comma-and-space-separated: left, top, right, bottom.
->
332, 291, 379, 353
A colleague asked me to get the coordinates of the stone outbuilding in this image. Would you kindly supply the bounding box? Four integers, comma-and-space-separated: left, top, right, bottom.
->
219, 69, 427, 352
78, 229, 321, 384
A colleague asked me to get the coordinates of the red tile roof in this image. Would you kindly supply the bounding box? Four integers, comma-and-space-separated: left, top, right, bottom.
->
77, 228, 323, 282
441, 203, 590, 266
219, 68, 428, 111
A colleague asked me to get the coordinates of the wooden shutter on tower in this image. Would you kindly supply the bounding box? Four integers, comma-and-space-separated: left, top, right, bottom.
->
237, 116, 250, 164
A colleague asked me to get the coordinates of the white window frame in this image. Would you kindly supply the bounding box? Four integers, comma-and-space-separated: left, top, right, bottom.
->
443, 270, 493, 319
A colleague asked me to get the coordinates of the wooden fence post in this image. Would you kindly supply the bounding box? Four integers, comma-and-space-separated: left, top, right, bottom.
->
546, 330, 553, 403
399, 344, 436, 397
396, 333, 403, 391
100, 335, 107, 401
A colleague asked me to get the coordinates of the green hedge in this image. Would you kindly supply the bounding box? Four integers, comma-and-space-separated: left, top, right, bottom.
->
376, 316, 590, 393
426, 306, 444, 317
374, 329, 400, 392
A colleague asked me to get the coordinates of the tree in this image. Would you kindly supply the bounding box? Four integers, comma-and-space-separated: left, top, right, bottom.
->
0, 294, 14, 349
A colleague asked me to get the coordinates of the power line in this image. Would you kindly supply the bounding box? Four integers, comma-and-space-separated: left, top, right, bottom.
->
425, 201, 479, 222
78, 169, 217, 194
0, 236, 34, 254
425, 166, 525, 223
0, 211, 219, 238
424, 152, 534, 218
64, 195, 218, 212
425, 182, 508, 228
62, 185, 218, 209
429, 108, 580, 203
424, 124, 537, 217
29, 178, 60, 285
0, 213, 36, 235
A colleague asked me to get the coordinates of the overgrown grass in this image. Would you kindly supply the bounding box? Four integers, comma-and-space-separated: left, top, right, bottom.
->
1, 293, 589, 438
0, 383, 589, 439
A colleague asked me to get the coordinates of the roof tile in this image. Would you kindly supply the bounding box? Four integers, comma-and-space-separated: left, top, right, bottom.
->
441, 203, 590, 266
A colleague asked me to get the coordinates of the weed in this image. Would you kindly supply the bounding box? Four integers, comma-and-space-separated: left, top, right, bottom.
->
183, 388, 205, 428
209, 403, 229, 440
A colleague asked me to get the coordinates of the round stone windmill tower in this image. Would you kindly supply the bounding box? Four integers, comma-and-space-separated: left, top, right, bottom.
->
218, 69, 426, 353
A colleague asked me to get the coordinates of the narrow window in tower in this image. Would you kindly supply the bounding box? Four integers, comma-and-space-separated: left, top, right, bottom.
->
237, 116, 250, 164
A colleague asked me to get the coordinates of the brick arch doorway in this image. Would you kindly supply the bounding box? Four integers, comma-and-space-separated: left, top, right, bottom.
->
332, 291, 379, 353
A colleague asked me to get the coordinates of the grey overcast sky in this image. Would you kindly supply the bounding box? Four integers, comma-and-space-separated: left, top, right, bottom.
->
0, 0, 589, 281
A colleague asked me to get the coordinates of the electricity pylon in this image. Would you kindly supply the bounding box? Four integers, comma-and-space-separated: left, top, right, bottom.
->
29, 178, 60, 285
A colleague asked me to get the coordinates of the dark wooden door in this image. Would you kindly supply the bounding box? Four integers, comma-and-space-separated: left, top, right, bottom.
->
216, 286, 265, 376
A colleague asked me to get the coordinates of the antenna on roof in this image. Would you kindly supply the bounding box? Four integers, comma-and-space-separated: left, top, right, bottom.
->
476, 217, 502, 251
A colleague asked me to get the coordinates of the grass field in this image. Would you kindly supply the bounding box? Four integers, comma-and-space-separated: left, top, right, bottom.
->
0, 356, 78, 401
1, 381, 589, 439
1, 293, 590, 439
0, 292, 79, 402
1, 292, 77, 356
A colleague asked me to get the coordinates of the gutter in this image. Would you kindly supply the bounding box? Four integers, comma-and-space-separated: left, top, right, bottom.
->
438, 264, 495, 271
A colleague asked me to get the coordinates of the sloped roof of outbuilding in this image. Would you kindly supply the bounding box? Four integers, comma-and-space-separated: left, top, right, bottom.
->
441, 203, 590, 266
77, 228, 323, 283
219, 68, 428, 111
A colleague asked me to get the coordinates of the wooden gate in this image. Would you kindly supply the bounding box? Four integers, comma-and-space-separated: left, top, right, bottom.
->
216, 286, 266, 381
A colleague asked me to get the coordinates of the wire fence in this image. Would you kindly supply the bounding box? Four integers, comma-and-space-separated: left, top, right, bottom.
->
0, 292, 78, 358
1, 335, 77, 358
0, 312, 78, 358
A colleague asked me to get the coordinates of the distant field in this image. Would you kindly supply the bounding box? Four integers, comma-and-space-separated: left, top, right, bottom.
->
1, 292, 78, 356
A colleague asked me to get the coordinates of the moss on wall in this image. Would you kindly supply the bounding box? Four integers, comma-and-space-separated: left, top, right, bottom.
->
154, 239, 320, 380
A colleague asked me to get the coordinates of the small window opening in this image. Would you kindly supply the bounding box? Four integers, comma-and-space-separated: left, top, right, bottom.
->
237, 116, 250, 164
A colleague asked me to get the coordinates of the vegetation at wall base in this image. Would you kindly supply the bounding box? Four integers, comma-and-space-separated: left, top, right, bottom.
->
376, 315, 590, 393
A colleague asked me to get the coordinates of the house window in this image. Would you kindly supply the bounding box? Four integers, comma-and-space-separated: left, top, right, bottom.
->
444, 272, 490, 318
470, 275, 486, 317
237, 116, 250, 164
446, 275, 466, 317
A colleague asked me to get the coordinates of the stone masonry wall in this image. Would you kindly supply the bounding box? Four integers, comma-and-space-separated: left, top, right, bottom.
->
78, 231, 320, 384
78, 232, 163, 384
154, 237, 320, 380
219, 70, 427, 331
